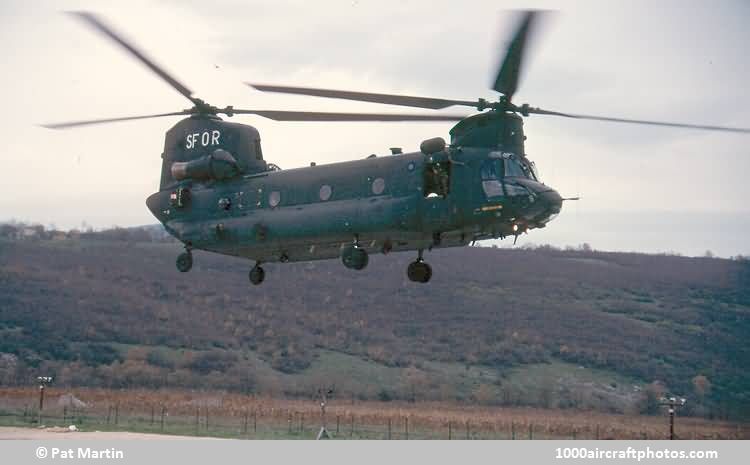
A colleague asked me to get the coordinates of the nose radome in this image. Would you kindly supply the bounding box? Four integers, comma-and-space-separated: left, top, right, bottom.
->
542, 189, 563, 214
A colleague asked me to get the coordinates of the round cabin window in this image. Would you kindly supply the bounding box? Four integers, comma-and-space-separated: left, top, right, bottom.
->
268, 191, 281, 208
319, 184, 332, 201
372, 177, 385, 195
218, 197, 231, 210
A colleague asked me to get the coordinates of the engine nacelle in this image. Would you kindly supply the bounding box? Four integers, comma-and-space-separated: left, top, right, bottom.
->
171, 149, 239, 181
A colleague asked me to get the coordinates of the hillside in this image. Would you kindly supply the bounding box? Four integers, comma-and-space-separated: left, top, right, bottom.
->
0, 235, 748, 419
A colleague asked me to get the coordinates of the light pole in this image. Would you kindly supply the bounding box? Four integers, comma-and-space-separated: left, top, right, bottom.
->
316, 387, 334, 440
659, 396, 686, 440
37, 376, 53, 424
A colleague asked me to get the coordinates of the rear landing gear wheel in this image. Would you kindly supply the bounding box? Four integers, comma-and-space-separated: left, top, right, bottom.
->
249, 265, 265, 285
176, 251, 193, 272
407, 260, 432, 283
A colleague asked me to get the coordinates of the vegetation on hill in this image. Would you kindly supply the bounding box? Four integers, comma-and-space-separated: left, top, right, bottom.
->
0, 227, 748, 420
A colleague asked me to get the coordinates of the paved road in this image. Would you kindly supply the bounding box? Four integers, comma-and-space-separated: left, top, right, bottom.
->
0, 426, 219, 440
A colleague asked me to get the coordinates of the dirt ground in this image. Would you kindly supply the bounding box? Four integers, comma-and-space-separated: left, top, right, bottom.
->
0, 426, 220, 440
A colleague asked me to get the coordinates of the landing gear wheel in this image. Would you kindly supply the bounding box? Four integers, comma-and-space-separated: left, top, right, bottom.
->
249, 265, 265, 285
342, 246, 369, 270
176, 251, 193, 272
407, 261, 432, 283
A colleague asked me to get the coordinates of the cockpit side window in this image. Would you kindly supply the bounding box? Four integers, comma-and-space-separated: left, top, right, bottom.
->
481, 159, 504, 198
481, 159, 503, 180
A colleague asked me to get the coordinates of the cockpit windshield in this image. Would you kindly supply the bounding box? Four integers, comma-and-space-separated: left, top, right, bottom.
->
484, 152, 540, 184
529, 161, 540, 182
504, 157, 527, 178
503, 155, 538, 181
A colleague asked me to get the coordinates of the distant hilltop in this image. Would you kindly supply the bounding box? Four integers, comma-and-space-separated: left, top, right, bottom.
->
0, 222, 174, 243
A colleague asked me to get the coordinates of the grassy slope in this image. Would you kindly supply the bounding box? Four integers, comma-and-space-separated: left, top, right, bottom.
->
0, 238, 748, 416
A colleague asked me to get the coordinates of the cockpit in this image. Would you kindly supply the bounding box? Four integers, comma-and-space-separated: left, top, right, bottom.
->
480, 152, 541, 198
478, 150, 562, 228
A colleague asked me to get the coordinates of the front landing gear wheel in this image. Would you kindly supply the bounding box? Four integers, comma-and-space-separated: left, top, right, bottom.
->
407, 261, 432, 283
249, 265, 265, 285
341, 246, 369, 270
176, 252, 193, 272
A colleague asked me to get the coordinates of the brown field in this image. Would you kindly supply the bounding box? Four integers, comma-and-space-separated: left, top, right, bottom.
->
1, 388, 746, 440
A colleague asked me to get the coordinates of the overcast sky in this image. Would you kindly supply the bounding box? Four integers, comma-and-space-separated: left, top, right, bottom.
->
1, 0, 748, 257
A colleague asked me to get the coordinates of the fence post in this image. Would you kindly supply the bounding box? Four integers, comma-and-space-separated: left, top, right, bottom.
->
349, 413, 354, 437
114, 404, 119, 426
253, 410, 257, 433
151, 405, 155, 426
195, 407, 200, 433
448, 421, 452, 440
288, 411, 292, 434
529, 423, 533, 440
387, 418, 391, 440
404, 417, 409, 440
511, 421, 515, 440
595, 424, 600, 440
160, 405, 165, 431
63, 406, 67, 423
299, 412, 304, 433
336, 415, 340, 435
243, 410, 248, 434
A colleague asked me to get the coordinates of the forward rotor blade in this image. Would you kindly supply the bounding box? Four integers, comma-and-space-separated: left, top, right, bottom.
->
248, 83, 477, 110
229, 109, 466, 122
492, 10, 541, 101
41, 111, 191, 129
525, 107, 750, 133
68, 11, 198, 106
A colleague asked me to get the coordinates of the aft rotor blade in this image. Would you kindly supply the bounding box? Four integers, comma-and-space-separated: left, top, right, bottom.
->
68, 11, 198, 106
41, 111, 191, 129
526, 107, 750, 133
248, 83, 477, 110
230, 109, 467, 122
492, 10, 541, 101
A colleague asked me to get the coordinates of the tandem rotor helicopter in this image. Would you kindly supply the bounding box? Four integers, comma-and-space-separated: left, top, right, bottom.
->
45, 11, 750, 285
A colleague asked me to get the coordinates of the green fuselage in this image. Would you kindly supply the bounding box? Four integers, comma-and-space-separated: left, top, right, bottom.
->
146, 114, 562, 264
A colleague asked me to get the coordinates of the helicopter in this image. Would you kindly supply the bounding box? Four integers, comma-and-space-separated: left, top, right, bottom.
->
45, 11, 750, 285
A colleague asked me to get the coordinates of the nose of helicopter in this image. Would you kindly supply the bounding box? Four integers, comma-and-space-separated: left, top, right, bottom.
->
540, 188, 563, 215
526, 187, 563, 227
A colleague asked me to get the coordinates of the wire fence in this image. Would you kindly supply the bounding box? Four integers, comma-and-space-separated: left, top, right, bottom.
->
1, 401, 739, 440
0, 407, 569, 439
